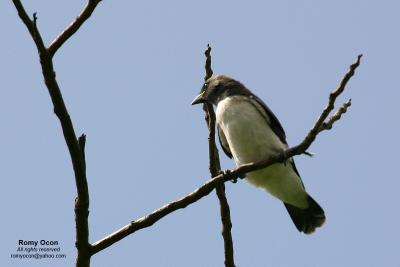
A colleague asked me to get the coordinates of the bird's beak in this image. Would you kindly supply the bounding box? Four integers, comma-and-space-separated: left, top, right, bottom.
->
191, 91, 207, 105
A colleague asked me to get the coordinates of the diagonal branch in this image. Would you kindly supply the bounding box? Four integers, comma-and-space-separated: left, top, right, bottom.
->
90, 175, 226, 255
235, 54, 362, 174
299, 54, 362, 153
202, 44, 235, 267
91, 55, 361, 256
48, 0, 102, 58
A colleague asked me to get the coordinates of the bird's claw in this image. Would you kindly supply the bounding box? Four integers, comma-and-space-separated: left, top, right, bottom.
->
219, 169, 231, 177
219, 169, 239, 183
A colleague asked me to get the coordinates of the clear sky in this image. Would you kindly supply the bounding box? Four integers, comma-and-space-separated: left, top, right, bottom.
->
2, 1, 400, 266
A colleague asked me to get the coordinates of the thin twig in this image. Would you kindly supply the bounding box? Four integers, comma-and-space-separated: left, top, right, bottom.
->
204, 44, 213, 81
48, 0, 102, 58
11, 1, 100, 266
299, 54, 362, 152
91, 55, 361, 255
319, 99, 352, 132
202, 44, 236, 267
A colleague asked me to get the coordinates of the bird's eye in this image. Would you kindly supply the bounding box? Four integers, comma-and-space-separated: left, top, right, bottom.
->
204, 83, 208, 87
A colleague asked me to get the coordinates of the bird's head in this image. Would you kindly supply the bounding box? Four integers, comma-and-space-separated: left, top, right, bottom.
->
191, 75, 248, 106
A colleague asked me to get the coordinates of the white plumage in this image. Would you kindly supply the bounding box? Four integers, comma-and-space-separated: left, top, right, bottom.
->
216, 95, 308, 208
192, 74, 325, 234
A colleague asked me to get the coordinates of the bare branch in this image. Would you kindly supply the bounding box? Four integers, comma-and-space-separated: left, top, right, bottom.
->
11, 1, 101, 266
202, 45, 236, 267
319, 99, 351, 132
203, 44, 219, 173
90, 176, 225, 254
215, 184, 235, 267
236, 54, 362, 172
90, 153, 293, 254
298, 54, 362, 154
204, 44, 213, 81
303, 151, 315, 157
48, 0, 102, 57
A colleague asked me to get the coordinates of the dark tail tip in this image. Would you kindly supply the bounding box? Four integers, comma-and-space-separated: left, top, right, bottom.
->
284, 195, 325, 234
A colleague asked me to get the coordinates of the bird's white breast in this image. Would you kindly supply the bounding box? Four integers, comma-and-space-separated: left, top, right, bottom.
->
215, 95, 307, 207
216, 96, 285, 165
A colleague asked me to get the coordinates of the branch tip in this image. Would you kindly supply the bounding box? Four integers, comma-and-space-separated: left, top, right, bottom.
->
351, 54, 362, 69
78, 134, 86, 148
204, 44, 213, 81
303, 151, 315, 157
32, 12, 40, 40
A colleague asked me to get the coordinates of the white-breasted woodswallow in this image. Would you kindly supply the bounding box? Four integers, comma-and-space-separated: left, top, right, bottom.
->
192, 75, 325, 234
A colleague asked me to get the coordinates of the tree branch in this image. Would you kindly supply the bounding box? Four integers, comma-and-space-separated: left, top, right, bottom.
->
11, 1, 101, 266
48, 0, 102, 58
234, 54, 362, 173
300, 54, 362, 151
91, 175, 227, 254
203, 44, 235, 267
319, 99, 351, 132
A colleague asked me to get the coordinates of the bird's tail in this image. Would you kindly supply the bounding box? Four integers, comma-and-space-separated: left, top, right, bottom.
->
284, 195, 325, 234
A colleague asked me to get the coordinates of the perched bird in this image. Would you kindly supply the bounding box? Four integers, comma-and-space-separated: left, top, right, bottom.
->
192, 75, 325, 234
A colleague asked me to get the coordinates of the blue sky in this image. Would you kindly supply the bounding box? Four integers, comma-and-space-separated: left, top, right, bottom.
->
2, 1, 400, 266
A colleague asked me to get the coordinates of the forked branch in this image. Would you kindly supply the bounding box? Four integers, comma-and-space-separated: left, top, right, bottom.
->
11, 1, 102, 266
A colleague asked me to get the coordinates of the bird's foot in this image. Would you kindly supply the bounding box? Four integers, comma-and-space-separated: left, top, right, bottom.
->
219, 169, 239, 183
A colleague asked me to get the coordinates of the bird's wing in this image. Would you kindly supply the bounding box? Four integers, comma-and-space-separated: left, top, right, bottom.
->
217, 125, 233, 158
247, 95, 287, 145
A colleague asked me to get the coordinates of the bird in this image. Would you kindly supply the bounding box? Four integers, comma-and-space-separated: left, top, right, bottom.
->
191, 74, 325, 234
